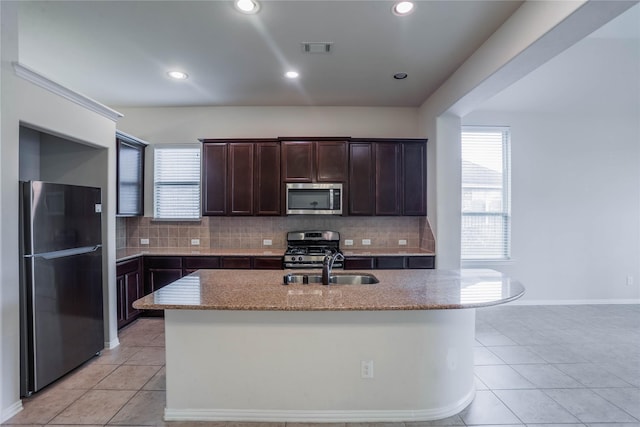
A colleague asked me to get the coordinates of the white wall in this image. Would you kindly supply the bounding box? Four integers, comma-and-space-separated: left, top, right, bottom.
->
463, 110, 640, 303
1, 1, 119, 417
116, 106, 420, 142
419, 1, 636, 269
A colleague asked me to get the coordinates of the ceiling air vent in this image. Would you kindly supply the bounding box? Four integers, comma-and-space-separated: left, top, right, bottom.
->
301, 42, 333, 54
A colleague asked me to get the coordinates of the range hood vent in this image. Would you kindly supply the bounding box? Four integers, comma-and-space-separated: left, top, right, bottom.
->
301, 42, 333, 54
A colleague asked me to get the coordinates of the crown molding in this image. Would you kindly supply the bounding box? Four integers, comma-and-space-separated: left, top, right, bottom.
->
13, 62, 124, 121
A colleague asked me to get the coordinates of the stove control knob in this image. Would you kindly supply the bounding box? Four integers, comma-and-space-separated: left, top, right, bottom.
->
290, 256, 296, 261
298, 256, 303, 261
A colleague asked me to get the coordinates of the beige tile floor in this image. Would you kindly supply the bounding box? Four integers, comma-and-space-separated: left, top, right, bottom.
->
3, 305, 640, 426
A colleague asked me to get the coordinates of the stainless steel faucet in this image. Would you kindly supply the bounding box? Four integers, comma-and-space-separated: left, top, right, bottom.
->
322, 252, 344, 285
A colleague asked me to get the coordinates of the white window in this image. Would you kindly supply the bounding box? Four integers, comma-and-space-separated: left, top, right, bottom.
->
153, 145, 201, 220
461, 127, 511, 260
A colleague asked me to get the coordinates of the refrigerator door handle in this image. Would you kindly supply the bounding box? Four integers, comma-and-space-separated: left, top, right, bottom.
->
25, 245, 102, 260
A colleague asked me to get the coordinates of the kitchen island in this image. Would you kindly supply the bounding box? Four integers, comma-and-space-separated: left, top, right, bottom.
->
133, 268, 524, 422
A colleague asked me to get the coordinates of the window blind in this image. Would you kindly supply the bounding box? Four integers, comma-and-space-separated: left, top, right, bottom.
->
461, 127, 511, 260
153, 146, 201, 220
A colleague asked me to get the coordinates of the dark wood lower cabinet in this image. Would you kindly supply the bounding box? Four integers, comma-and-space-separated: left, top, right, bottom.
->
253, 256, 283, 269
116, 258, 143, 329
344, 255, 435, 270
343, 257, 376, 270
376, 256, 405, 269
221, 256, 253, 269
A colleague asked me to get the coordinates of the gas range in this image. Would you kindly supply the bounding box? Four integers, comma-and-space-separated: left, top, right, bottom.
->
284, 230, 343, 269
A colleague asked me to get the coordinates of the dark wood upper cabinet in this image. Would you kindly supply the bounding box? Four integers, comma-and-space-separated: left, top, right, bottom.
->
228, 143, 254, 215
316, 141, 347, 182
202, 140, 281, 216
281, 141, 314, 182
375, 142, 402, 215
348, 142, 375, 215
281, 139, 347, 183
402, 142, 427, 216
202, 143, 228, 215
255, 142, 281, 215
116, 131, 147, 217
201, 137, 425, 217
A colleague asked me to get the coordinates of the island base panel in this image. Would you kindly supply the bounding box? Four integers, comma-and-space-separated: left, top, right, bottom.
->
164, 309, 476, 422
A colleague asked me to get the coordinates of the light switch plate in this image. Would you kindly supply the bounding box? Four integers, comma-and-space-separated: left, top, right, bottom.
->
362, 239, 371, 246
399, 239, 407, 246
191, 239, 200, 246
263, 239, 272, 246
140, 238, 149, 245
344, 239, 354, 246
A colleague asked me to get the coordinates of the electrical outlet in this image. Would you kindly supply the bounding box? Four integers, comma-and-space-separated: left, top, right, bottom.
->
361, 360, 374, 378
398, 239, 407, 246
140, 238, 149, 245
191, 239, 200, 246
263, 239, 272, 246
362, 239, 371, 246
344, 239, 354, 246
627, 275, 634, 286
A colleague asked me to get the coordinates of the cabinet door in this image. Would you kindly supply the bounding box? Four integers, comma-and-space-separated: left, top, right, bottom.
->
375, 143, 402, 215
255, 142, 281, 215
403, 143, 427, 216
282, 141, 314, 182
116, 273, 126, 328
348, 143, 375, 215
316, 141, 347, 182
124, 269, 142, 320
116, 136, 146, 216
202, 143, 228, 215
117, 257, 142, 328
144, 257, 183, 293
229, 143, 254, 215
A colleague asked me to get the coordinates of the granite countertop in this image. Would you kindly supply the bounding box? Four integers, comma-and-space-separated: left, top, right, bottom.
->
132, 268, 524, 311
116, 247, 435, 262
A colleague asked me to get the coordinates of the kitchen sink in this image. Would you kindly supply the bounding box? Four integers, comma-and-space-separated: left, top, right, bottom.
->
283, 273, 379, 285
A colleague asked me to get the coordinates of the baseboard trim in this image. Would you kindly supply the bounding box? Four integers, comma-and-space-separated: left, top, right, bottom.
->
511, 298, 639, 306
1, 400, 23, 423
105, 337, 120, 350
164, 388, 475, 423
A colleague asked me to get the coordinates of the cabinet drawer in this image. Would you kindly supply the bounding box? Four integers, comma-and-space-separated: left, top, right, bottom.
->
221, 256, 252, 269
253, 257, 283, 269
376, 256, 405, 269
183, 256, 221, 269
116, 257, 141, 275
344, 257, 375, 270
406, 256, 435, 269
144, 256, 182, 269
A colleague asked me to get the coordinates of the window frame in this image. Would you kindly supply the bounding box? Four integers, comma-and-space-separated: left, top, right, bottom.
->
460, 126, 511, 262
153, 144, 202, 221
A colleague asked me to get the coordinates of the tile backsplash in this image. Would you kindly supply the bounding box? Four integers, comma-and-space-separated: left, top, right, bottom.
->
118, 216, 435, 252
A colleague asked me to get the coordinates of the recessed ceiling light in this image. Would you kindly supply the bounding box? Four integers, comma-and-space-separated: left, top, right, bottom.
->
393, 72, 408, 80
235, 0, 260, 14
285, 71, 299, 79
392, 1, 414, 16
167, 70, 189, 80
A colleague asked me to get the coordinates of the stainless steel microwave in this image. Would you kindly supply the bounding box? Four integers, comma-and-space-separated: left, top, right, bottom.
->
286, 183, 343, 215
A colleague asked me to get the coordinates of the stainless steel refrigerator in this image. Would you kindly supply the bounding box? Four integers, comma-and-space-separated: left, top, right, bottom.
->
19, 181, 104, 396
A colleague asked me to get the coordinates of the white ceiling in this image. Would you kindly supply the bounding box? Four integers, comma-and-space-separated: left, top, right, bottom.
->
473, 3, 640, 115
18, 0, 523, 108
